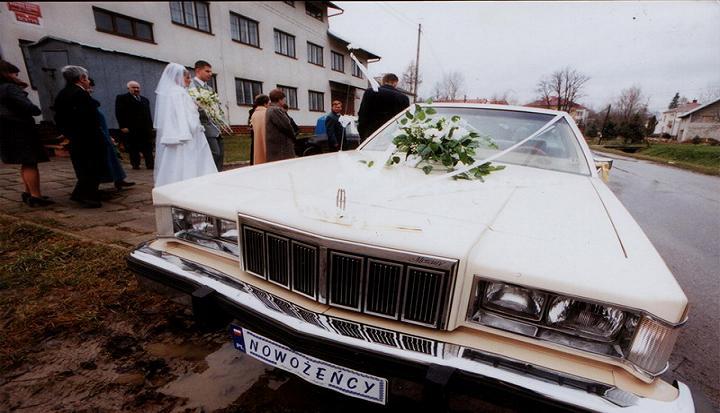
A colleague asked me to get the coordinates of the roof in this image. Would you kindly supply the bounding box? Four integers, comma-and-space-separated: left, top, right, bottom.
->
677, 98, 720, 118
525, 97, 588, 111
663, 101, 701, 114
327, 30, 381, 61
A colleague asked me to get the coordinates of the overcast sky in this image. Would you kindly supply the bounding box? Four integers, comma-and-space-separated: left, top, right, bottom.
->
329, 1, 720, 114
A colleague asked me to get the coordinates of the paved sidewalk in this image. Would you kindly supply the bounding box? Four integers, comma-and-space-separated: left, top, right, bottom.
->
1, 156, 158, 247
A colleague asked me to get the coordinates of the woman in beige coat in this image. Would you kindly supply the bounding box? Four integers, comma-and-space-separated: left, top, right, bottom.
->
249, 94, 269, 164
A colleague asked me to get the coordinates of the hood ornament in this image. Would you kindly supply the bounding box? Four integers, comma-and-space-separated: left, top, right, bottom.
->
336, 188, 346, 213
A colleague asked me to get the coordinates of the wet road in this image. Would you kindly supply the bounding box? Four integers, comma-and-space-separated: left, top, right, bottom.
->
598, 152, 720, 408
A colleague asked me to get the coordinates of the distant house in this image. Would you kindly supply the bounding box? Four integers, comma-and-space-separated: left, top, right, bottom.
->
653, 100, 702, 138
676, 98, 720, 141
525, 97, 589, 126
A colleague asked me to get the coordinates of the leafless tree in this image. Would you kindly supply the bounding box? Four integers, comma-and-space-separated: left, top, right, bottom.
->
432, 71, 466, 101
535, 67, 590, 111
399, 60, 422, 96
614, 86, 648, 121
490, 90, 518, 105
699, 83, 720, 103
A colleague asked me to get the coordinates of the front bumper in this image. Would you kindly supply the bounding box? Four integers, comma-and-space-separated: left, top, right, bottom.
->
127, 242, 697, 412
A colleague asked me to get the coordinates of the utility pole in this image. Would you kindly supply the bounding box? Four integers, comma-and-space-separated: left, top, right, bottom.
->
600, 104, 612, 144
413, 23, 421, 103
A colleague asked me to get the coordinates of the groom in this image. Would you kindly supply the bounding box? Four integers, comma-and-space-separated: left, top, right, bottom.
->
190, 60, 224, 171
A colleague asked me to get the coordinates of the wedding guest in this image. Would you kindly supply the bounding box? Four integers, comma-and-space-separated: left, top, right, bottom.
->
249, 94, 269, 165
54, 65, 108, 208
0, 60, 53, 206
357, 73, 410, 140
325, 100, 344, 152
153, 63, 216, 187
265, 89, 296, 162
115, 80, 154, 170
190, 60, 224, 171
281, 103, 300, 137
88, 79, 135, 191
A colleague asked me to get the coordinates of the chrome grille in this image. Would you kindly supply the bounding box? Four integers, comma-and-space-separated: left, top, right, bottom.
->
403, 267, 446, 326
400, 334, 436, 355
291, 241, 317, 298
365, 259, 403, 319
328, 252, 363, 310
329, 318, 365, 340
239, 217, 457, 330
365, 326, 399, 347
242, 227, 264, 276
266, 234, 289, 286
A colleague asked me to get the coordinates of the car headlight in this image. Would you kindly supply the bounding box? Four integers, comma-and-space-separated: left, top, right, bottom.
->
467, 277, 684, 378
170, 207, 239, 256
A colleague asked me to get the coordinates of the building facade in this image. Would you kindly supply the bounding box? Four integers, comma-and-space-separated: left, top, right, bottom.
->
676, 98, 720, 142
0, 1, 379, 129
653, 100, 701, 138
524, 97, 589, 126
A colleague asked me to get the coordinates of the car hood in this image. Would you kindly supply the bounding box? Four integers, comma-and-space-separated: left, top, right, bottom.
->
153, 151, 687, 322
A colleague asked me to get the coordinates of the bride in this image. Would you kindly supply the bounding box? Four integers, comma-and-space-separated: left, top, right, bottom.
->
153, 63, 217, 187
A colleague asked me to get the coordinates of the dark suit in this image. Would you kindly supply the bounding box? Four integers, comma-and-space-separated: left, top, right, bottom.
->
54, 84, 108, 202
357, 84, 410, 140
325, 111, 343, 151
190, 78, 223, 171
115, 92, 154, 169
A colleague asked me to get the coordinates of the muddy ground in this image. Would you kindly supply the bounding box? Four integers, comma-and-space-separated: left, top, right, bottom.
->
1, 217, 522, 413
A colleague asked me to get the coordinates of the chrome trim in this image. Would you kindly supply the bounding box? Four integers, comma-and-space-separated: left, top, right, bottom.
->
290, 240, 318, 300
328, 251, 364, 311
401, 266, 447, 328
129, 243, 696, 412
363, 258, 403, 321
467, 276, 688, 380
265, 233, 290, 287
237, 213, 458, 329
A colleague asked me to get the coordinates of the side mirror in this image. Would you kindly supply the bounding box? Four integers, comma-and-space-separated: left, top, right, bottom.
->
594, 156, 613, 182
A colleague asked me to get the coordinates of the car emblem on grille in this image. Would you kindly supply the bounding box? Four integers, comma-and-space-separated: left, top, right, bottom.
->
336, 188, 346, 213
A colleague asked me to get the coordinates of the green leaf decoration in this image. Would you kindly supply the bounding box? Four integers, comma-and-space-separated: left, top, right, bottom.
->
405, 111, 414, 119
367, 160, 374, 167
425, 108, 437, 115
422, 165, 434, 175
417, 111, 426, 121
400, 118, 408, 125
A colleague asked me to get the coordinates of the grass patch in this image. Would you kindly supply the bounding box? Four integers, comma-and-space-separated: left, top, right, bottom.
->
0, 216, 173, 370
223, 133, 251, 164
591, 143, 720, 176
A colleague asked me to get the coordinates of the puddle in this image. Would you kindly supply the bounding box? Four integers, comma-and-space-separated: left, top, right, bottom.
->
160, 341, 269, 411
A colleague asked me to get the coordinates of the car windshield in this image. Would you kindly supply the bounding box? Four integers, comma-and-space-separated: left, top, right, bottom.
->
361, 107, 591, 176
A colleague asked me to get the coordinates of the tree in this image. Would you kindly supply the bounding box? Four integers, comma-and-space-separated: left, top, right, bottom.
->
646, 115, 658, 136
432, 71, 466, 101
618, 114, 645, 144
668, 92, 680, 109
399, 60, 422, 97
535, 67, 590, 111
490, 90, 518, 105
586, 121, 599, 139
614, 86, 648, 122
699, 83, 720, 103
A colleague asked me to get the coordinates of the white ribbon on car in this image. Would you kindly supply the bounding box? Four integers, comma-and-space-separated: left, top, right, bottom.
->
348, 50, 379, 92
379, 114, 564, 201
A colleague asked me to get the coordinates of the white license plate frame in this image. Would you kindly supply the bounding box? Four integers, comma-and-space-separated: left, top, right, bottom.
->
231, 324, 387, 405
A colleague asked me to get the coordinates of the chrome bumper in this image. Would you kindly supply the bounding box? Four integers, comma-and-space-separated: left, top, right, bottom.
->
128, 243, 696, 412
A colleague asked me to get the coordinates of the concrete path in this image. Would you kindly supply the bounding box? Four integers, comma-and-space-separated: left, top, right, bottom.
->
0, 156, 245, 248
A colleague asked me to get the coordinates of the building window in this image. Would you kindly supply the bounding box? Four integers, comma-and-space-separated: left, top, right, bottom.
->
274, 29, 296, 58
93, 7, 154, 42
307, 42, 323, 66
331, 51, 344, 73
278, 85, 298, 109
309, 90, 324, 112
235, 78, 263, 106
230, 13, 259, 47
170, 1, 211, 33
351, 60, 363, 78
305, 2, 323, 21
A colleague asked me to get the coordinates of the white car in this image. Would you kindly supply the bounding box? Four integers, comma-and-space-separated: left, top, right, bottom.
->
129, 104, 699, 411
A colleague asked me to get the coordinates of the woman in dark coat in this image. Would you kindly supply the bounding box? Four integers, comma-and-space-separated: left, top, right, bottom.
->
0, 60, 52, 206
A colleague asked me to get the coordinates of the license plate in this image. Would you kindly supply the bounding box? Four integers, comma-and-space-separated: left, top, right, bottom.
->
231, 324, 387, 405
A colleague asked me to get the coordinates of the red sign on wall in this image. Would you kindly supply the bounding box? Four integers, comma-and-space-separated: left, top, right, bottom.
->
8, 2, 42, 17
7, 2, 42, 25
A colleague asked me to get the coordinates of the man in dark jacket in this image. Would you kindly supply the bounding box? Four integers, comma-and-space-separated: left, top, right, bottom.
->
325, 100, 344, 151
357, 73, 410, 140
115, 80, 154, 170
54, 65, 108, 208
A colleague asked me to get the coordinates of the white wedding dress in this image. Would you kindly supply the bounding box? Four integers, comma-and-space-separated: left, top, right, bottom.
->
153, 63, 217, 187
